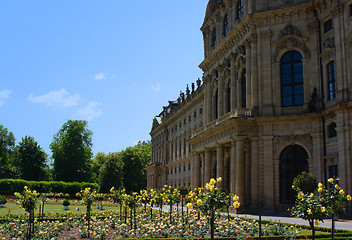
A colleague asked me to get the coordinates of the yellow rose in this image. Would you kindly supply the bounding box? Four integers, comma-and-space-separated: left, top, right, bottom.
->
205, 183, 211, 190
298, 192, 304, 199
187, 203, 192, 209
307, 209, 312, 215
310, 193, 314, 198
339, 189, 345, 195
197, 199, 203, 205
292, 185, 295, 189
321, 207, 326, 213
315, 221, 320, 226
233, 201, 240, 208
328, 178, 334, 183
318, 188, 323, 193
217, 177, 222, 182
347, 195, 351, 201
233, 195, 239, 202
210, 178, 216, 185
318, 183, 323, 188
335, 184, 339, 189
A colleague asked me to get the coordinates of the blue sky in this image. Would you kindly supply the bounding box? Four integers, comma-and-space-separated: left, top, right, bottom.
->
0, 1, 208, 157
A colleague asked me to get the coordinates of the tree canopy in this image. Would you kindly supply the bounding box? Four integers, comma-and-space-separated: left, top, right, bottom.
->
98, 152, 124, 193
50, 120, 93, 182
121, 141, 151, 193
16, 136, 48, 181
0, 125, 15, 178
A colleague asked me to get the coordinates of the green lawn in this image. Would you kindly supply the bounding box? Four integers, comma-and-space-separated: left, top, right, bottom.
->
0, 202, 118, 217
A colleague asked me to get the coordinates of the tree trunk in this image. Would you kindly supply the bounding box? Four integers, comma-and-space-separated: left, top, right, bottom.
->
210, 211, 215, 240
308, 219, 315, 240
332, 213, 336, 240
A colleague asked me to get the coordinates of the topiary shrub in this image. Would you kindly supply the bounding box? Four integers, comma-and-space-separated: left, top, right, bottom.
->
293, 171, 318, 194
0, 196, 6, 206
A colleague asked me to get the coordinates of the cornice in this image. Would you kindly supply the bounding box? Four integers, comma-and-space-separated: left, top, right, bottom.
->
199, 1, 313, 73
199, 17, 251, 73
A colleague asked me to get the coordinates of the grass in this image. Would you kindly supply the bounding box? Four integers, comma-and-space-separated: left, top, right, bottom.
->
0, 201, 118, 217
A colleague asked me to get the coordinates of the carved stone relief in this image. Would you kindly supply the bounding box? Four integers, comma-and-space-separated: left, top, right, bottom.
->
273, 135, 313, 159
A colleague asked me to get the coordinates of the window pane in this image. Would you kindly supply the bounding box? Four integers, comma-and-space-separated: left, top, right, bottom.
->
283, 96, 293, 106
294, 94, 304, 105
282, 86, 292, 96
293, 62, 303, 73
293, 51, 303, 61
281, 52, 292, 63
282, 74, 292, 84
294, 73, 303, 83
281, 64, 291, 75
294, 85, 304, 95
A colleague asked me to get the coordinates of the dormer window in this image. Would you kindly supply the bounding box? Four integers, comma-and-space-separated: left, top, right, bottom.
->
223, 14, 229, 36
211, 28, 217, 47
236, 0, 243, 20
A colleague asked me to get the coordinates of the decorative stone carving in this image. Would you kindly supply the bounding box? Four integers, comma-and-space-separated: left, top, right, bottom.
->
323, 36, 335, 49
273, 135, 313, 159
273, 36, 311, 62
279, 24, 302, 40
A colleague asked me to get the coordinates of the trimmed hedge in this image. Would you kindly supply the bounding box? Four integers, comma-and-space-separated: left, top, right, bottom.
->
0, 179, 98, 197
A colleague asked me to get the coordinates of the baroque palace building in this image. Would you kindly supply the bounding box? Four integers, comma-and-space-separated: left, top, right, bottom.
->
147, 0, 352, 213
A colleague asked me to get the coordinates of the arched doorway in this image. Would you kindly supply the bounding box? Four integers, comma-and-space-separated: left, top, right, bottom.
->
280, 145, 309, 203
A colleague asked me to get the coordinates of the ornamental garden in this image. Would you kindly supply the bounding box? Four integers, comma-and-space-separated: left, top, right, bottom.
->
0, 176, 351, 240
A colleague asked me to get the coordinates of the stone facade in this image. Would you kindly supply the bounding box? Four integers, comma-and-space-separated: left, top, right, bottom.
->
147, 0, 352, 214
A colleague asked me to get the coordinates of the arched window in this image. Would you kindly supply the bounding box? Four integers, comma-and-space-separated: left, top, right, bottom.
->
236, 0, 243, 20
211, 29, 217, 48
327, 61, 336, 100
223, 14, 229, 36
280, 145, 309, 203
281, 51, 304, 107
327, 122, 337, 138
227, 79, 231, 113
241, 69, 246, 108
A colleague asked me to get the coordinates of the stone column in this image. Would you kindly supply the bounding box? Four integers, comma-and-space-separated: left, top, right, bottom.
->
204, 150, 212, 185
216, 145, 224, 188
250, 138, 259, 207
230, 54, 237, 111
250, 34, 258, 108
205, 76, 212, 124
236, 138, 245, 206
218, 69, 224, 117
230, 141, 237, 193
245, 44, 252, 108
192, 153, 201, 189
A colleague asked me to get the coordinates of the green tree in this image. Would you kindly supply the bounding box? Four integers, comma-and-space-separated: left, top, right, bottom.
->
121, 141, 150, 193
91, 152, 107, 178
0, 124, 16, 178
99, 152, 124, 193
16, 136, 48, 181
50, 120, 93, 182
293, 171, 318, 194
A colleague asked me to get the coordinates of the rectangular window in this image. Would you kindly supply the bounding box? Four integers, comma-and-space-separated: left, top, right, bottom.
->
324, 19, 332, 33
329, 165, 338, 178
184, 119, 186, 124
194, 111, 197, 118
189, 115, 191, 121
350, 4, 352, 17
200, 108, 203, 114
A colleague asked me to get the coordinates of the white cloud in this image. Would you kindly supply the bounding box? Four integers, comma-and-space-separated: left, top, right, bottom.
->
0, 89, 11, 106
152, 83, 161, 92
94, 72, 106, 80
28, 88, 80, 107
76, 101, 103, 121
